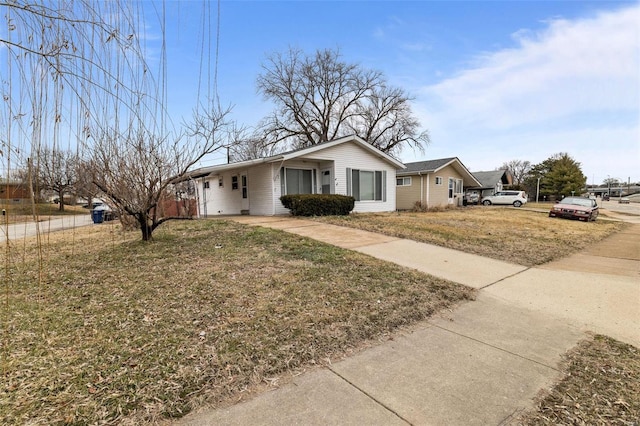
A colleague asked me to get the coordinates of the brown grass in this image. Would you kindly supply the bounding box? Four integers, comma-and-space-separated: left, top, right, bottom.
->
518, 334, 640, 425
0, 202, 87, 224
0, 219, 473, 424
312, 207, 625, 266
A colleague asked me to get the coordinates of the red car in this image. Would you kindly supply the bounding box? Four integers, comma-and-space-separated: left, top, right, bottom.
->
549, 197, 599, 221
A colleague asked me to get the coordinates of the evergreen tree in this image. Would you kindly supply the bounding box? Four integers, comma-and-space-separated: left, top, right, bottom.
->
526, 153, 586, 199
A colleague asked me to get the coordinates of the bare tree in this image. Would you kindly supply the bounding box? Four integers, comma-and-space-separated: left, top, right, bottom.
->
33, 147, 79, 211
256, 48, 429, 156
2, 1, 154, 209
90, 105, 233, 241
75, 159, 100, 208
500, 160, 531, 188
227, 125, 282, 162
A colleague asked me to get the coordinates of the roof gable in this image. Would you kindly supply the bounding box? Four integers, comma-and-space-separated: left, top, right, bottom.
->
472, 170, 512, 188
278, 135, 405, 168
398, 157, 481, 187
185, 135, 405, 178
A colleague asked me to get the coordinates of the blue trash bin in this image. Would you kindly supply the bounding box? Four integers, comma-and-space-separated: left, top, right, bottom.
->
91, 209, 105, 224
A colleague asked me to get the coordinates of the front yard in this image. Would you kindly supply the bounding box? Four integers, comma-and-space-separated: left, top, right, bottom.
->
0, 208, 634, 424
0, 219, 473, 424
313, 207, 625, 266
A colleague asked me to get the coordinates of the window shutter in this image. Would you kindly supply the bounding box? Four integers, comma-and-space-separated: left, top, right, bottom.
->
346, 168, 351, 196
280, 167, 285, 195
313, 169, 317, 194
383, 170, 387, 202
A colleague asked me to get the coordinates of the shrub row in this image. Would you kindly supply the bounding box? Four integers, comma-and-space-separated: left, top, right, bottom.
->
280, 194, 355, 216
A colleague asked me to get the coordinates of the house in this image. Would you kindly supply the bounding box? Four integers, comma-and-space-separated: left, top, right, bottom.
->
396, 157, 481, 210
471, 170, 513, 197
185, 135, 405, 216
0, 180, 30, 203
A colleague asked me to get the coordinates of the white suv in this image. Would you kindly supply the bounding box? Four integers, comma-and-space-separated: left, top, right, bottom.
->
481, 190, 527, 207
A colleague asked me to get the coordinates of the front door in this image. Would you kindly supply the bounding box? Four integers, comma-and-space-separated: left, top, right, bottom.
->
321, 169, 331, 194
448, 177, 455, 204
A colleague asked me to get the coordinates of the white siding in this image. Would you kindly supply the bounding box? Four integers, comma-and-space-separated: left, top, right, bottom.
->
246, 164, 274, 215
194, 139, 398, 216
197, 171, 244, 215
317, 142, 397, 213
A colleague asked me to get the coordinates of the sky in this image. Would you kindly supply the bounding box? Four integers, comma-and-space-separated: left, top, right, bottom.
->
157, 0, 639, 185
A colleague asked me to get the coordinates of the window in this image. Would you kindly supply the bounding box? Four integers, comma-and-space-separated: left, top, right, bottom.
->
455, 179, 463, 194
397, 177, 412, 186
281, 168, 314, 195
241, 175, 248, 199
218, 176, 223, 188
203, 181, 210, 189
231, 176, 239, 190
348, 169, 386, 201
448, 178, 455, 199
435, 176, 443, 185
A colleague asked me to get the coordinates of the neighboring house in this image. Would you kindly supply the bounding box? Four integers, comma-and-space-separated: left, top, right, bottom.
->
396, 157, 481, 209
0, 180, 30, 202
185, 135, 405, 216
471, 170, 513, 197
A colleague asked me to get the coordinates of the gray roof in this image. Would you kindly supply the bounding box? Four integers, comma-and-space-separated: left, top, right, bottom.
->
472, 170, 511, 188
398, 157, 481, 187
400, 158, 457, 173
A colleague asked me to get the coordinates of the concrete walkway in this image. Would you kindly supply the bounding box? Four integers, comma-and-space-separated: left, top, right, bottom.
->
179, 216, 639, 425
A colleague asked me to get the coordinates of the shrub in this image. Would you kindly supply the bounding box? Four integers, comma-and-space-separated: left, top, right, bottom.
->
411, 201, 428, 212
280, 194, 355, 216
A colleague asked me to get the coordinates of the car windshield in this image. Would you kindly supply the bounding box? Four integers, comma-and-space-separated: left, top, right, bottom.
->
559, 197, 594, 207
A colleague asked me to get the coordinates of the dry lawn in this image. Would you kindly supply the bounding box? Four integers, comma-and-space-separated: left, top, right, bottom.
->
1, 202, 87, 224
0, 219, 473, 424
313, 207, 625, 266
518, 334, 639, 425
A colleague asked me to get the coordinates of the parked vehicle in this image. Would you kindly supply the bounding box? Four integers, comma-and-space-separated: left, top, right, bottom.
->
481, 190, 527, 207
464, 192, 480, 205
548, 197, 598, 221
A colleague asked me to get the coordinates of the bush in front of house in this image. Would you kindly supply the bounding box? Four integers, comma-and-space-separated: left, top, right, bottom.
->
280, 194, 355, 216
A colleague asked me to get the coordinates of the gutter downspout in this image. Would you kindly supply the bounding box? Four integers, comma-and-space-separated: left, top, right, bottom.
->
273, 159, 286, 215
202, 178, 207, 217
418, 172, 423, 206
426, 174, 430, 209
189, 177, 200, 219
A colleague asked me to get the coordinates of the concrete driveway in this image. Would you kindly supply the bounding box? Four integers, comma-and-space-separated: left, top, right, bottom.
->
179, 215, 639, 425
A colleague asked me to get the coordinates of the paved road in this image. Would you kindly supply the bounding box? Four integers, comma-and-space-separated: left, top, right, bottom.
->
0, 214, 94, 242
178, 214, 639, 426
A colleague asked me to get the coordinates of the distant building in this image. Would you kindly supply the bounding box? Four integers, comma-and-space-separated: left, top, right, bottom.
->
0, 180, 31, 202
470, 170, 513, 197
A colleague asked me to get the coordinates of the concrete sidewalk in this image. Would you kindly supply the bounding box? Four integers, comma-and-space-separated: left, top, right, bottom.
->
178, 217, 639, 425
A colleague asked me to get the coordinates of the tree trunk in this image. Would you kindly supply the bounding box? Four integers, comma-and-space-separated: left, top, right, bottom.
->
58, 189, 65, 211
138, 214, 153, 241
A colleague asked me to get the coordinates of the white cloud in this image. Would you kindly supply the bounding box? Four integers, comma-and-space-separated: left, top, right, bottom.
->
412, 5, 640, 183
419, 5, 640, 129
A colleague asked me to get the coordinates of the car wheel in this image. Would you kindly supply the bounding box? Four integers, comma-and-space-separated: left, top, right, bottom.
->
482, 200, 491, 206
513, 201, 522, 207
